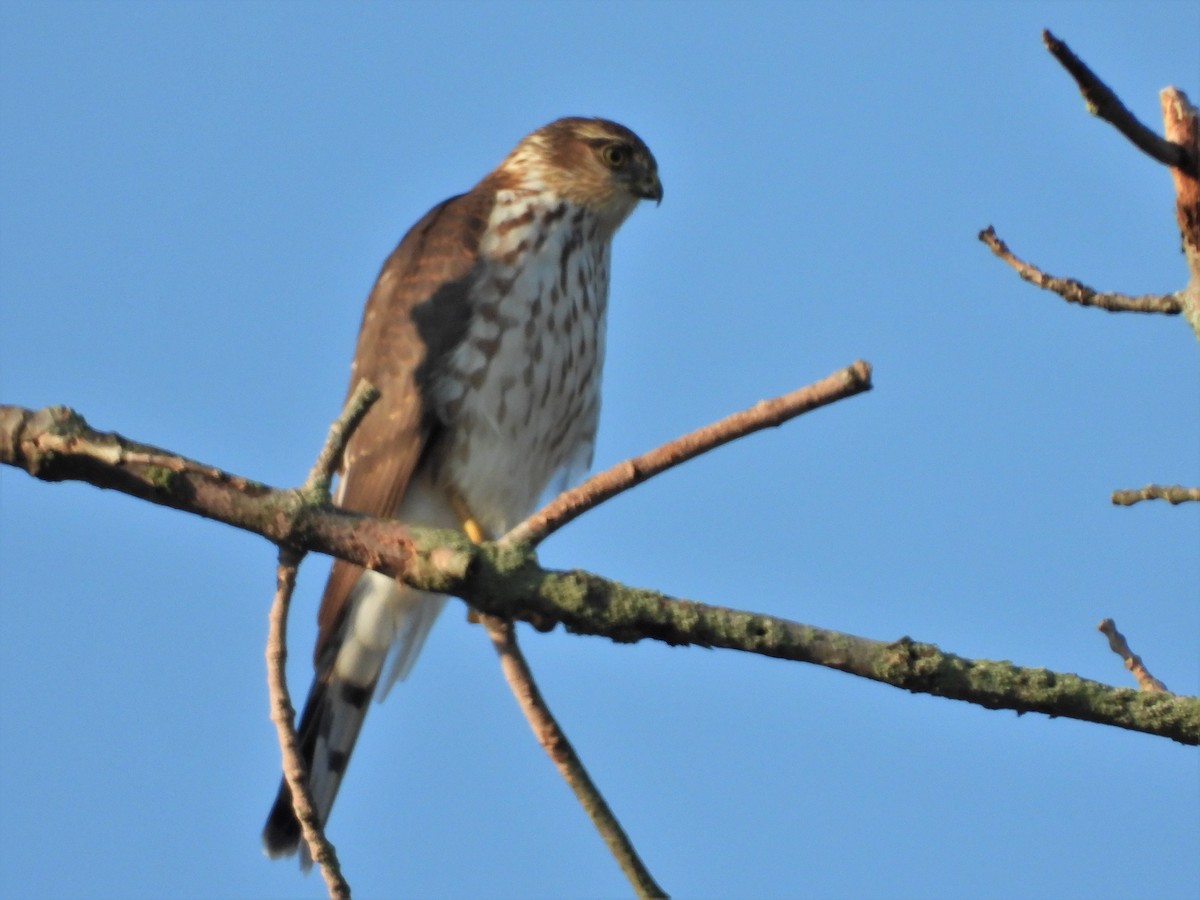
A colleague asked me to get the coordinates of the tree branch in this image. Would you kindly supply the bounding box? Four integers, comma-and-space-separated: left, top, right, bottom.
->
461, 494, 661, 893
1160, 86, 1200, 339
302, 378, 379, 499
460, 553, 1199, 745
1030, 31, 1200, 340
482, 616, 666, 899
503, 360, 872, 548
1111, 484, 1200, 506
1098, 618, 1169, 694
263, 381, 378, 897
266, 549, 350, 898
1042, 29, 1197, 173
2, 399, 1197, 745
0, 403, 469, 593
979, 226, 1183, 314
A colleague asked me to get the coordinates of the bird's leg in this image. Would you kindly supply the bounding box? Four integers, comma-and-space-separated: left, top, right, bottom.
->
446, 487, 488, 545
446, 487, 488, 623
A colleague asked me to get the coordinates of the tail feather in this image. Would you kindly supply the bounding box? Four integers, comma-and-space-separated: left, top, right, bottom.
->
379, 593, 446, 699
262, 672, 376, 865
262, 572, 446, 866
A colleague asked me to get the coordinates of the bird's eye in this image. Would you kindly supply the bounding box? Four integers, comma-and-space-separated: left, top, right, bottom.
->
601, 143, 628, 168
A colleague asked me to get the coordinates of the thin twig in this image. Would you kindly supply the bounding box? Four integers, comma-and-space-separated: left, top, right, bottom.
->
262, 382, 380, 897
481, 615, 667, 899
267, 548, 351, 899
303, 379, 379, 498
979, 226, 1183, 314
462, 509, 662, 894
1111, 484, 1200, 506
1098, 619, 1170, 693
1042, 30, 1197, 173
502, 360, 872, 548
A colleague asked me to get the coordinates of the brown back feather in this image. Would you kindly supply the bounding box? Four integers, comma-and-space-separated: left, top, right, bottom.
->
313, 188, 493, 667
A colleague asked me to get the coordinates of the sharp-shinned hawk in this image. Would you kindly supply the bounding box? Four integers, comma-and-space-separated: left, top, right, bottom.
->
263, 117, 661, 861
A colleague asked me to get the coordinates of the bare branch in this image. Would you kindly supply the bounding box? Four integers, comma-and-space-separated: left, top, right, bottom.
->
262, 383, 383, 896
1111, 484, 1200, 506
462, 506, 659, 891
1098, 619, 1170, 693
2, 402, 1197, 744
985, 35, 1198, 335
482, 616, 666, 899
1042, 29, 1197, 173
116, 449, 262, 492
1160, 87, 1200, 339
979, 226, 1183, 314
503, 360, 872, 548
460, 553, 1200, 746
302, 379, 379, 499
266, 548, 350, 899
0, 403, 473, 593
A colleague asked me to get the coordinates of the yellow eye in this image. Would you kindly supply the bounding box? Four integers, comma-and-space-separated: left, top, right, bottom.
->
601, 143, 629, 169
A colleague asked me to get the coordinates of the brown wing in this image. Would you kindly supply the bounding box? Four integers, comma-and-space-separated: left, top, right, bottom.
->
313, 187, 493, 666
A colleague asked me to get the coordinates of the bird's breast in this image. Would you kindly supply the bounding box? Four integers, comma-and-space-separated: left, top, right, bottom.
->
432, 194, 612, 535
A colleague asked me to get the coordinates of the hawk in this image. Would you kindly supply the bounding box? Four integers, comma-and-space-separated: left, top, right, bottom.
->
263, 117, 661, 861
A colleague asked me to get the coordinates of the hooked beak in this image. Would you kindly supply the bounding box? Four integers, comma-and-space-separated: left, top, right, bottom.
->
636, 172, 664, 205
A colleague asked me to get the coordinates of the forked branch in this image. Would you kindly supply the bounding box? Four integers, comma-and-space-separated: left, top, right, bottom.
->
2, 383, 1197, 748
983, 32, 1200, 340
1042, 29, 1196, 173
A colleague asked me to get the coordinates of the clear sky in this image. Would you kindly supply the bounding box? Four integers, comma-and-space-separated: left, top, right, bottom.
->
1, 2, 1197, 898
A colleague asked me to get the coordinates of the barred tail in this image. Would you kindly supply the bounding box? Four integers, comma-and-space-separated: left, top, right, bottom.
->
262, 572, 445, 867
262, 670, 376, 866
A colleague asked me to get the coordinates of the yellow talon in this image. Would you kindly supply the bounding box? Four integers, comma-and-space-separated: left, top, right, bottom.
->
447, 488, 487, 544
462, 516, 485, 544
447, 489, 488, 624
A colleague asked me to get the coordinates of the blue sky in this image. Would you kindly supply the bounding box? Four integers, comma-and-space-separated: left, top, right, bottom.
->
2, 2, 1197, 898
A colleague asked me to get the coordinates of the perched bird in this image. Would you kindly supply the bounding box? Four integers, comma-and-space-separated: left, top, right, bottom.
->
262, 117, 661, 862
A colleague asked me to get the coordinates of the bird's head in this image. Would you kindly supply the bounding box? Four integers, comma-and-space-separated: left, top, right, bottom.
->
494, 117, 662, 230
